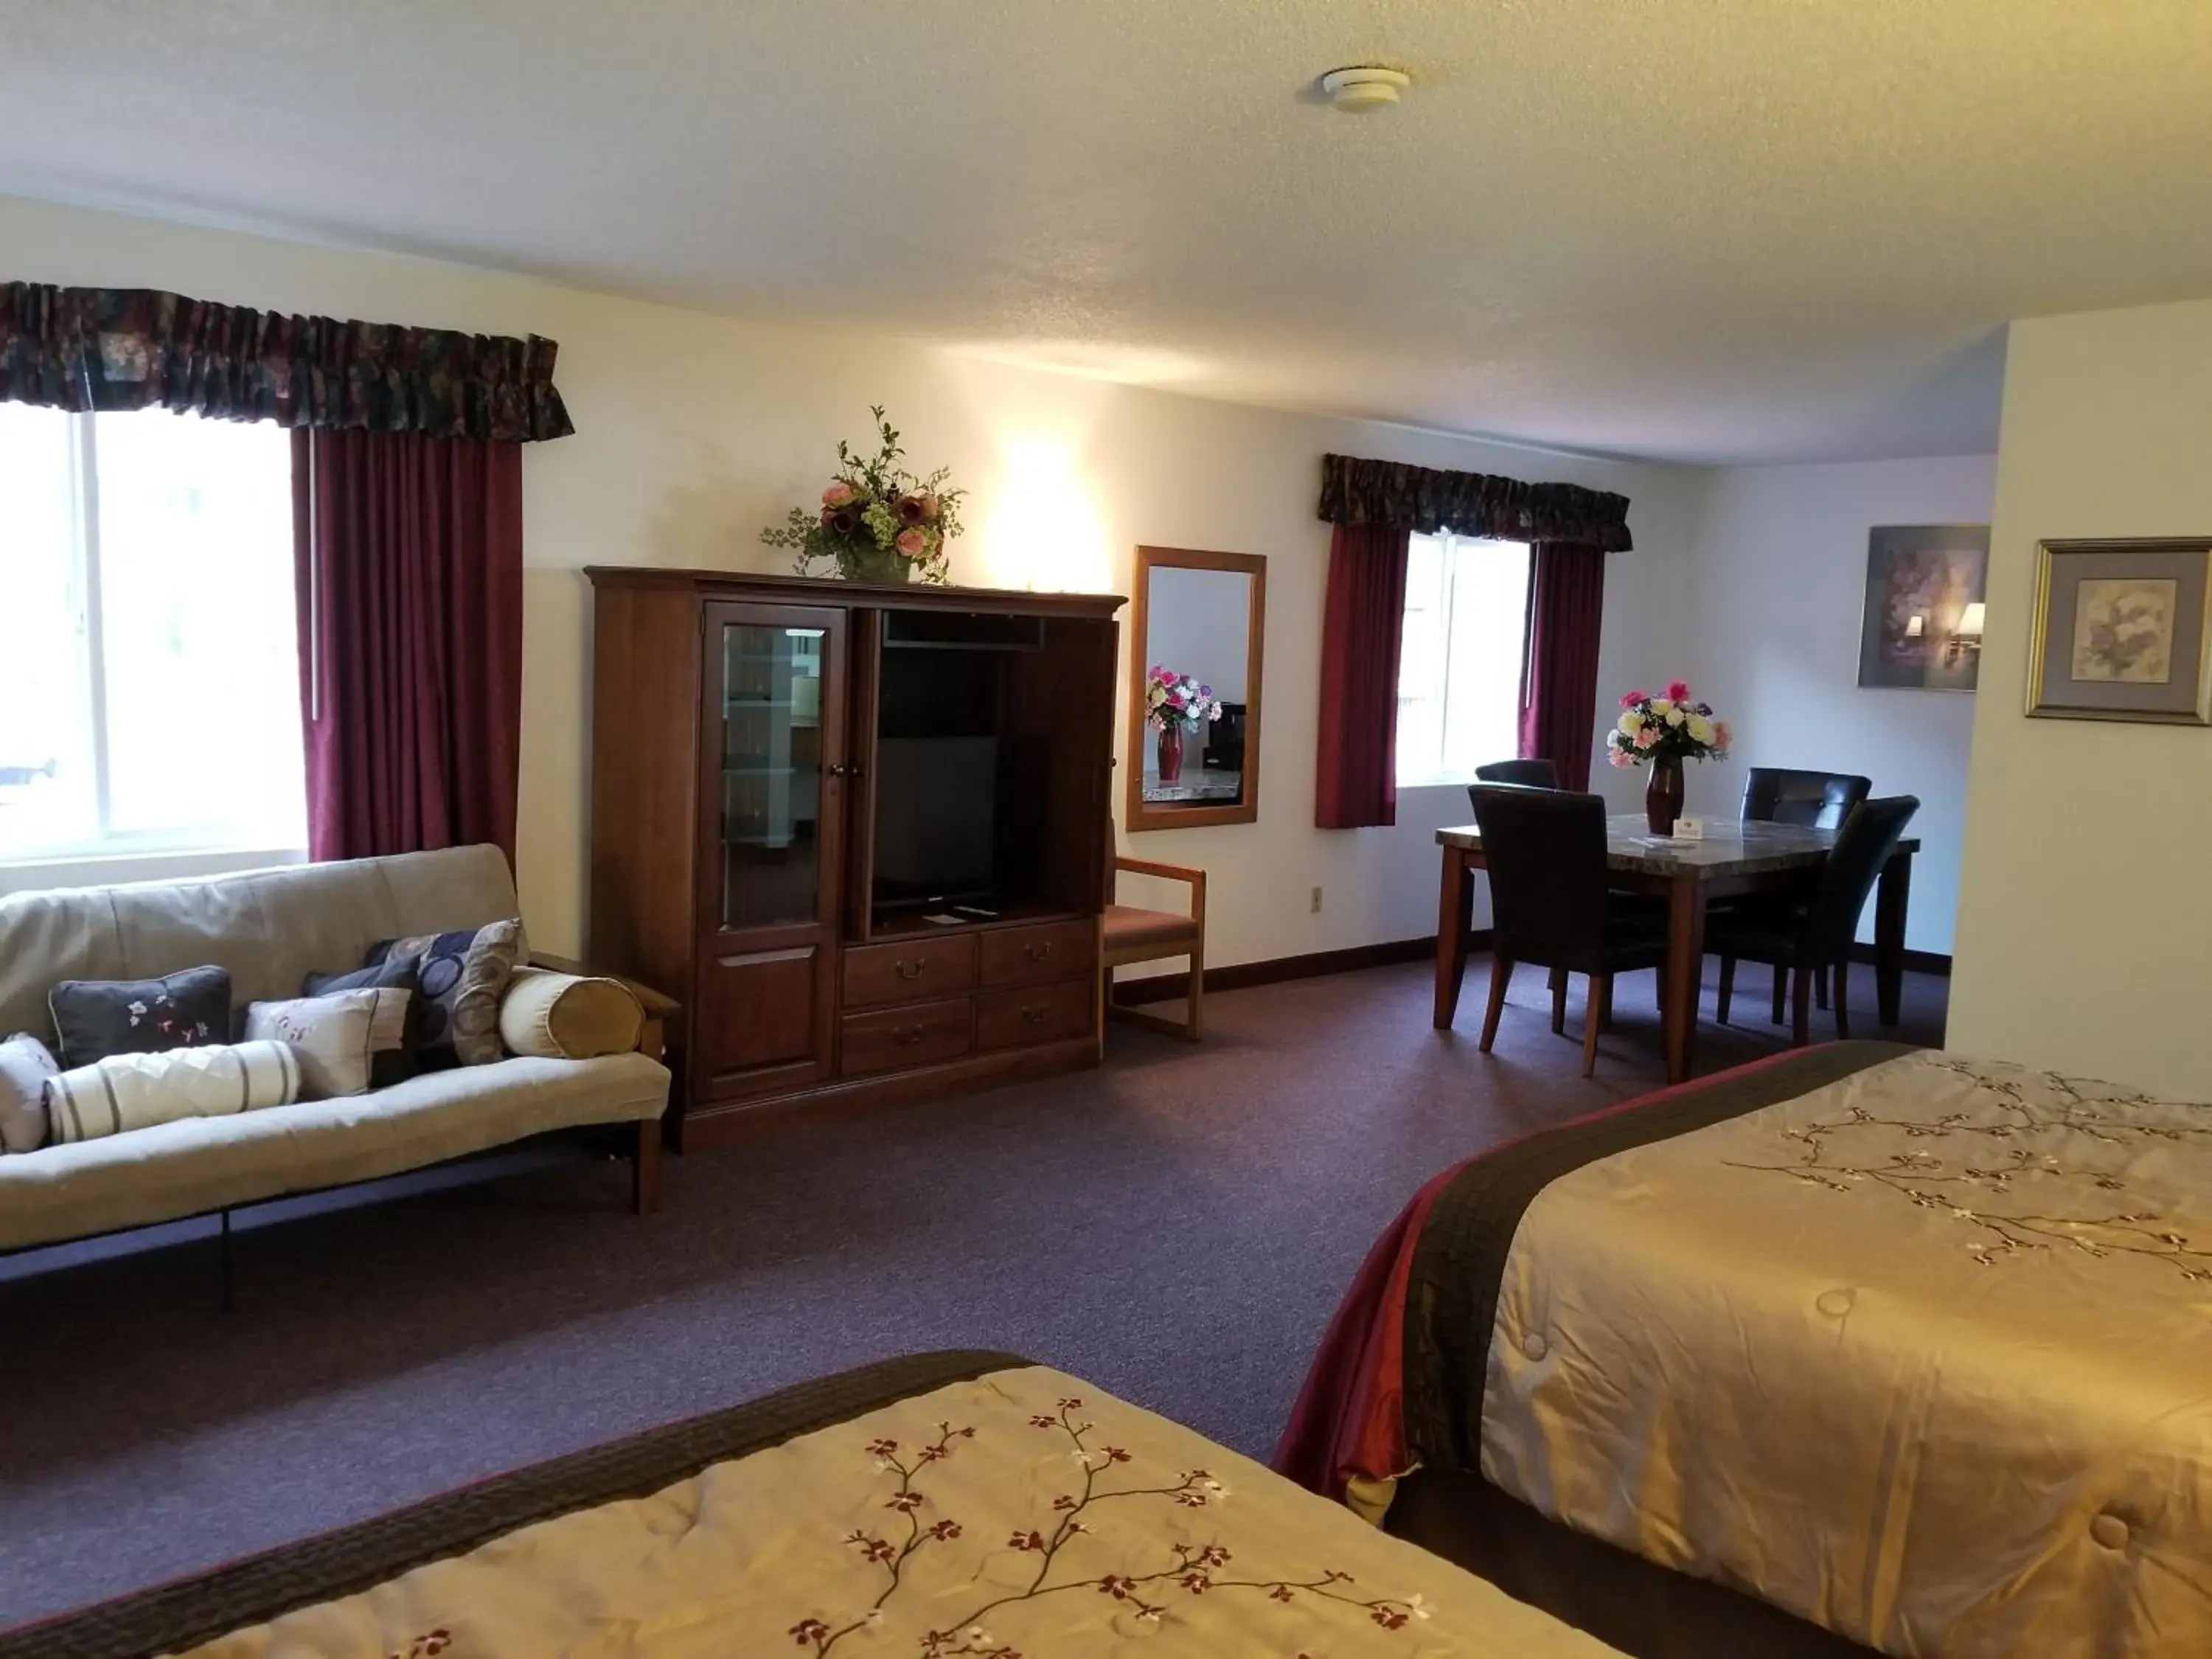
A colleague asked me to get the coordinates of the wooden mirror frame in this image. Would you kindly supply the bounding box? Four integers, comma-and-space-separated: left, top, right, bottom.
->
1125, 545, 1267, 832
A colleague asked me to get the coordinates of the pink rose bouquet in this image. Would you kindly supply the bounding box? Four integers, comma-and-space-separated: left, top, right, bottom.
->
1607, 681, 1730, 768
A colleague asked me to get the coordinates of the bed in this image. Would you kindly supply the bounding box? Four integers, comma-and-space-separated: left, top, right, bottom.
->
1274, 1042, 2212, 1659
4, 1349, 1626, 1659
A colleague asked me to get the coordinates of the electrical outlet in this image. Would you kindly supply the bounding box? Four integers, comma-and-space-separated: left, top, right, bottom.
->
1310, 886, 1324, 914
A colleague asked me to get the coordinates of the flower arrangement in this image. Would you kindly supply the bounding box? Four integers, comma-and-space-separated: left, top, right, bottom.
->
1607, 679, 1730, 768
1144, 666, 1225, 733
760, 406, 966, 585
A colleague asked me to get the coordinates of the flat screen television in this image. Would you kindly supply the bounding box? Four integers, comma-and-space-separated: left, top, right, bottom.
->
872, 735, 998, 909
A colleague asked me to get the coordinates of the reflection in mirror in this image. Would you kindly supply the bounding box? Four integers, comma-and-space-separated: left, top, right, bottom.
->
1127, 547, 1266, 831
1144, 567, 1251, 806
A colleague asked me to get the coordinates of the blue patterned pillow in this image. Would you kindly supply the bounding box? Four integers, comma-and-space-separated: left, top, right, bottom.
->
363, 919, 523, 1068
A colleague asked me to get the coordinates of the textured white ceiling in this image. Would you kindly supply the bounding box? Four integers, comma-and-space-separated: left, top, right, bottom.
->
3, 1, 2210, 463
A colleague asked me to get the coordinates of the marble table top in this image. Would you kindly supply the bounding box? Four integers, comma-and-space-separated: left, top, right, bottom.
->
1142, 766, 1244, 804
1438, 814, 1919, 877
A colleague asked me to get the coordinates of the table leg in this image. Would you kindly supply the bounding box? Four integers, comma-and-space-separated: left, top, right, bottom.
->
1662, 872, 1704, 1084
1874, 849, 1913, 1028
1434, 847, 1474, 1029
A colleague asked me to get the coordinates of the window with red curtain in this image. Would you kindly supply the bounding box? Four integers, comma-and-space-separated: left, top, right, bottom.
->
1518, 541, 1608, 792
293, 428, 525, 864
1313, 454, 1629, 822
1315, 523, 1413, 827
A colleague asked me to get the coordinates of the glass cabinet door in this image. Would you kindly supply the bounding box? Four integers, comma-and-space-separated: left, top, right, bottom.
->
717, 619, 832, 931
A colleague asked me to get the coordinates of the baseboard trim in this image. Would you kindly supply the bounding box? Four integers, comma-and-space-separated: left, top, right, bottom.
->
1110, 933, 1467, 1006
1112, 931, 1946, 1006
1850, 942, 1951, 977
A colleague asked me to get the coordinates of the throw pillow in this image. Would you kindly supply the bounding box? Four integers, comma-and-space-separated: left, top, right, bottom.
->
302, 958, 422, 1088
49, 966, 232, 1070
364, 918, 524, 1068
498, 967, 646, 1060
45, 1040, 300, 1145
243, 989, 382, 1099
0, 1032, 59, 1154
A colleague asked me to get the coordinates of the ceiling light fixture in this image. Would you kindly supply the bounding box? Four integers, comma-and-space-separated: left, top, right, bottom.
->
1318, 66, 1410, 113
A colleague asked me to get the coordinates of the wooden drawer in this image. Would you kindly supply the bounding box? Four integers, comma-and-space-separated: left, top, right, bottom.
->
840, 998, 973, 1077
975, 977, 1093, 1052
978, 919, 1096, 989
843, 934, 978, 1009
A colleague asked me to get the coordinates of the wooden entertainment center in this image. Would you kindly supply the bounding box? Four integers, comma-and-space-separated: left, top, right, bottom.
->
585, 568, 1125, 1147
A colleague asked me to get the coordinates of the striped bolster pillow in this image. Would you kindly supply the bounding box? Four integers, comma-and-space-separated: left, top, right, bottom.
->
44, 1041, 302, 1147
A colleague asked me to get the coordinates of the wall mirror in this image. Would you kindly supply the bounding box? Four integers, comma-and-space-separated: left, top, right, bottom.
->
1126, 545, 1266, 831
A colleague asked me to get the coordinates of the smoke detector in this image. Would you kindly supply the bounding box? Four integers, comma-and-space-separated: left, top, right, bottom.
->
1318, 66, 1410, 113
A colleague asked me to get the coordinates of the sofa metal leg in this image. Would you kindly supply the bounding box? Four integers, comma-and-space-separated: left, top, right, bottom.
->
633, 1119, 662, 1215
218, 1208, 235, 1314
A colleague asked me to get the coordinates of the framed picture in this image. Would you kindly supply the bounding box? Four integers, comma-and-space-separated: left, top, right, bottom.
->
2028, 537, 2212, 725
1857, 524, 1991, 691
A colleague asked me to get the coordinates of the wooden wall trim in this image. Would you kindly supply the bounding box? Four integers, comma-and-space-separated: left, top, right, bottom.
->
1112, 932, 1950, 1006
1111, 933, 1458, 1005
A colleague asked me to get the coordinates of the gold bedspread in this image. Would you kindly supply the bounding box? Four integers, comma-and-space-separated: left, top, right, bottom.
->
1481, 1050, 2212, 1658
184, 1365, 1620, 1658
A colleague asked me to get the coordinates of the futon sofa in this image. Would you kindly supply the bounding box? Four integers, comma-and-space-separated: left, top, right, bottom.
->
0, 845, 672, 1256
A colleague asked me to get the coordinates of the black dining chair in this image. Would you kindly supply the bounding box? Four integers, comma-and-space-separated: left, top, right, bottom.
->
1711, 795, 1920, 1046
1472, 757, 1559, 790
1735, 767, 1873, 1017
1467, 758, 1558, 815
1470, 785, 1669, 1077
1740, 767, 1871, 830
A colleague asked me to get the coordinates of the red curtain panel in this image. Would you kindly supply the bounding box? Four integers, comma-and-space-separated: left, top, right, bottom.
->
1518, 540, 1607, 791
1315, 522, 1413, 828
293, 428, 524, 865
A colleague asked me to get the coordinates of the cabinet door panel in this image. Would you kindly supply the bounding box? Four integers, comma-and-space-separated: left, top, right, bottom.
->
697, 602, 848, 1094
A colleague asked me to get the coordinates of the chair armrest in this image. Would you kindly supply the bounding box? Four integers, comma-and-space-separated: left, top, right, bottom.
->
1112, 856, 1206, 922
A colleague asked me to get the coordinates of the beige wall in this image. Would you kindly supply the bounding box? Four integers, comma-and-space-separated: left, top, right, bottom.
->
0, 193, 1701, 967
1950, 299, 2212, 1095
1681, 455, 1997, 955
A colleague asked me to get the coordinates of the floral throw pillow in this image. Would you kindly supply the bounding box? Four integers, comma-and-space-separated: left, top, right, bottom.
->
363, 919, 524, 1068
47, 965, 232, 1071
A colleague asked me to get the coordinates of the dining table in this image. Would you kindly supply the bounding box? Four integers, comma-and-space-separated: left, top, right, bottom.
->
1433, 815, 1920, 1084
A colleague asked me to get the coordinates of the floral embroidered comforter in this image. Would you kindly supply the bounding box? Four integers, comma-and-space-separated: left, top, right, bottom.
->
55, 1357, 1618, 1659
1280, 1044, 2212, 1658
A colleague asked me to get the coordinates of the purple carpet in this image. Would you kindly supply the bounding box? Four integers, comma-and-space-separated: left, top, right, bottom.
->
0, 958, 1947, 1627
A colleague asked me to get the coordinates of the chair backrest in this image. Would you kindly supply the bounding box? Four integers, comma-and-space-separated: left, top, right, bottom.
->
1741, 767, 1873, 830
1470, 785, 1611, 973
1474, 758, 1559, 789
1804, 796, 1919, 964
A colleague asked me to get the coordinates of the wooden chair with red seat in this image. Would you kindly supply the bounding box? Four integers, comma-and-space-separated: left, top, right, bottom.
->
1099, 855, 1208, 1043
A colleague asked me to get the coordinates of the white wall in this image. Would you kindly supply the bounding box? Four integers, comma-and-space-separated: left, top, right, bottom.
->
1950, 299, 2212, 1096
0, 193, 1701, 967
1681, 456, 1997, 955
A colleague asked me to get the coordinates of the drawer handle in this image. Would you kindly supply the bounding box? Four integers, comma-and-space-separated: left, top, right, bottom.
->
1020, 1004, 1050, 1024
893, 1024, 927, 1046
894, 958, 928, 980
1023, 942, 1054, 961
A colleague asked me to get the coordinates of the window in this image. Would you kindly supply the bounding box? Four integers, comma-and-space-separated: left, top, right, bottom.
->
0, 403, 305, 862
1395, 532, 1532, 787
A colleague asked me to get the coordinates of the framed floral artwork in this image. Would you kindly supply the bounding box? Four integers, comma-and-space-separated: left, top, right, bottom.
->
2028, 537, 2212, 724
1856, 524, 1991, 692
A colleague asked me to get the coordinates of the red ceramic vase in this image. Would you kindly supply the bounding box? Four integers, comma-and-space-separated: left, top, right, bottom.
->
1156, 725, 1185, 785
1645, 755, 1684, 835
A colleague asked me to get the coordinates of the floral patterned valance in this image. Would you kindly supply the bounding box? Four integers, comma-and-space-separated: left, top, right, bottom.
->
1318, 453, 1632, 552
0, 282, 573, 442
